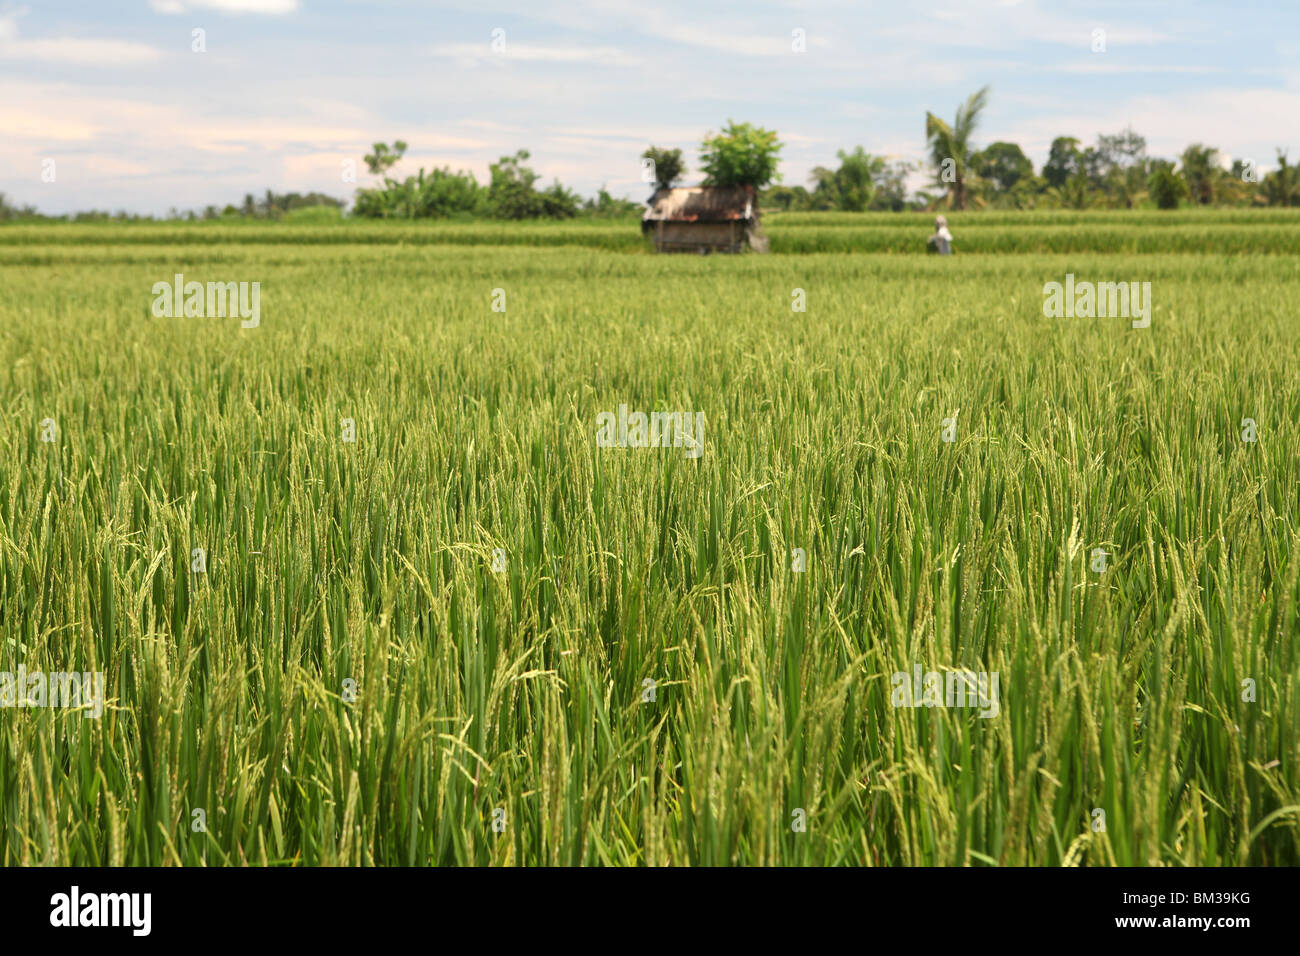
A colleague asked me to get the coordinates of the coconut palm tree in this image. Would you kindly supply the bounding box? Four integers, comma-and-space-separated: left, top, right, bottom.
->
1179, 144, 1220, 204
925, 86, 990, 211
1259, 150, 1300, 206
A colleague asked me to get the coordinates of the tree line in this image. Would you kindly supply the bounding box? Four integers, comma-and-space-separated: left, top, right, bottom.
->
350, 141, 638, 220
3, 93, 1296, 222
908, 86, 1299, 211
645, 95, 1299, 213
765, 87, 1299, 212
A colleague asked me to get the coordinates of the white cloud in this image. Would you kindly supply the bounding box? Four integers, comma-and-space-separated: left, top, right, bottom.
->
150, 0, 300, 14
1034, 27, 1174, 47
0, 36, 163, 64
0, 7, 22, 42
627, 8, 830, 57
0, 9, 163, 65
551, 124, 706, 143
870, 0, 1181, 52
1052, 63, 1226, 75
430, 43, 638, 66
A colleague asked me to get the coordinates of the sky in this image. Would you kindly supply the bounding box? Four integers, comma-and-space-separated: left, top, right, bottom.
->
2, 0, 1298, 215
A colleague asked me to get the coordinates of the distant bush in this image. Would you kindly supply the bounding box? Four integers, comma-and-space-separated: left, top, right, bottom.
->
1148, 162, 1189, 209
283, 205, 344, 224
351, 142, 581, 220
0, 192, 43, 221
353, 164, 485, 219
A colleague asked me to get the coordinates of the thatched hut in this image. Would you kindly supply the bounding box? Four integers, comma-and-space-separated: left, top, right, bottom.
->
642, 185, 768, 253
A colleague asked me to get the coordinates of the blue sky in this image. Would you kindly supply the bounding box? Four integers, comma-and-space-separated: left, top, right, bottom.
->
3, 0, 1297, 215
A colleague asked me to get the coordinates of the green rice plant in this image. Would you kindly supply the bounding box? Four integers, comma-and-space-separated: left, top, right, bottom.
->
0, 224, 1297, 866
6, 208, 1300, 256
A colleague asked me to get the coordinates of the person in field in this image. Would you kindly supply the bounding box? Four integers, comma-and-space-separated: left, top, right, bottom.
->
928, 215, 954, 255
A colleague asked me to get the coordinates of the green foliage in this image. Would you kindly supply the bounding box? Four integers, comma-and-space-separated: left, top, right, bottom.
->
253, 191, 344, 218
1148, 161, 1190, 209
582, 186, 642, 219
761, 185, 812, 212
7, 120, 1293, 225
762, 210, 1300, 253
869, 160, 917, 212
1179, 143, 1221, 205
486, 150, 579, 220
1043, 136, 1083, 189
1259, 150, 1300, 207
1104, 165, 1149, 210
538, 181, 581, 219
641, 147, 685, 191
1096, 128, 1147, 172
8, 210, 1300, 256
354, 165, 484, 219
0, 192, 41, 221
766, 156, 915, 213
486, 149, 543, 219
925, 86, 990, 210
809, 147, 882, 212
364, 140, 407, 177
282, 205, 344, 224
2, 217, 1299, 866
349, 145, 578, 221
1046, 173, 1096, 210
996, 174, 1048, 210
973, 141, 1033, 192
699, 120, 783, 190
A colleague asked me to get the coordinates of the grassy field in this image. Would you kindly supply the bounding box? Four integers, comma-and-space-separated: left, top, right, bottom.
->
6, 207, 1300, 255
1, 210, 1298, 866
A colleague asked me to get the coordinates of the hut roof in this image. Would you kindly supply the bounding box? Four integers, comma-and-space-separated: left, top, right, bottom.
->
642, 185, 756, 223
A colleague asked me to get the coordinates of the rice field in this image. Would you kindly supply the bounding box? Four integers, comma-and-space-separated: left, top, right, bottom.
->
1, 210, 1298, 866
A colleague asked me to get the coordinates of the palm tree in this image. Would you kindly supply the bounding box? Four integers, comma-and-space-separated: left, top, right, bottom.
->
1179, 144, 1219, 205
1044, 173, 1096, 210
925, 86, 990, 211
1259, 150, 1300, 206
1107, 164, 1148, 209
1216, 166, 1251, 206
